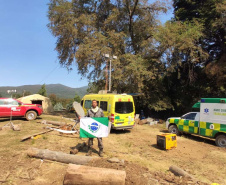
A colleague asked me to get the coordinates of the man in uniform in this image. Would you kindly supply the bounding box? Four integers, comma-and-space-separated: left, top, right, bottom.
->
86, 100, 104, 157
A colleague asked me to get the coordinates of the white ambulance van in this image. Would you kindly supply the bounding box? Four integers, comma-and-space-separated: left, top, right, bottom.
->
166, 98, 226, 147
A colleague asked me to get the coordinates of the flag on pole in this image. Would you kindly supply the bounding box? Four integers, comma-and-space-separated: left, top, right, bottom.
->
80, 117, 109, 138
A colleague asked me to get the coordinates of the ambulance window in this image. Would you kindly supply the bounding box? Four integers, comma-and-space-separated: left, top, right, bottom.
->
84, 100, 92, 109
80, 100, 84, 107
182, 113, 197, 120
115, 102, 133, 114
100, 101, 108, 111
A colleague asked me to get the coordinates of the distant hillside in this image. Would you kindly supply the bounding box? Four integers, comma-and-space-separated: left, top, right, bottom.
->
0, 84, 88, 99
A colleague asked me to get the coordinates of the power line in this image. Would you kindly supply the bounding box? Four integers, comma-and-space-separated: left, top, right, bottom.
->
39, 62, 59, 84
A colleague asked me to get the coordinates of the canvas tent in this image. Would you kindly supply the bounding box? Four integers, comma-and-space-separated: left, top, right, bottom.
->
18, 94, 53, 113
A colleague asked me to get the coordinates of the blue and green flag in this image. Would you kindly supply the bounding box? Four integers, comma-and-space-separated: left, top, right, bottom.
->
80, 117, 109, 138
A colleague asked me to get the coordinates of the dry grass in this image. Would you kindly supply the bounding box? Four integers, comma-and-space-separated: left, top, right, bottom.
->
0, 114, 225, 184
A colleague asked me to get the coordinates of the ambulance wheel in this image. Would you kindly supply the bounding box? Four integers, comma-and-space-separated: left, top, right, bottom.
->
215, 135, 226, 147
26, 111, 37, 121
168, 125, 179, 135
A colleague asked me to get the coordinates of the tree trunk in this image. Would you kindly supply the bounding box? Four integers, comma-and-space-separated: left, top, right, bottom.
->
27, 148, 93, 165
63, 164, 126, 185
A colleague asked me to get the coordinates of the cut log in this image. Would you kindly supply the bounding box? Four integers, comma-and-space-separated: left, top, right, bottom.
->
41, 120, 67, 126
27, 148, 93, 165
169, 165, 194, 179
63, 164, 126, 185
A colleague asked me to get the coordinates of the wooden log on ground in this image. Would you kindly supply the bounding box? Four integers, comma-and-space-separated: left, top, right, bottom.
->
27, 148, 93, 165
41, 120, 67, 126
169, 165, 194, 179
63, 164, 126, 185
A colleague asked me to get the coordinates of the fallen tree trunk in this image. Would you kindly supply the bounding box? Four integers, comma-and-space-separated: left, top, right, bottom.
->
63, 164, 126, 185
169, 165, 194, 179
27, 148, 93, 165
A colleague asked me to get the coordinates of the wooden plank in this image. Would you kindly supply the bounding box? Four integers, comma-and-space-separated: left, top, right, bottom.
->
21, 128, 57, 142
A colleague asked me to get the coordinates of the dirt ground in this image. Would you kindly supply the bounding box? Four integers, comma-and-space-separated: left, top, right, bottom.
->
0, 113, 225, 185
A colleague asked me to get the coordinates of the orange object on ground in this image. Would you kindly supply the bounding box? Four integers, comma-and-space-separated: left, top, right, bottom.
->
157, 133, 177, 150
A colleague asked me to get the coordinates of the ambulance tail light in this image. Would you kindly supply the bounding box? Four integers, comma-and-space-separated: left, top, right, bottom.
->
133, 113, 136, 126
111, 114, 114, 123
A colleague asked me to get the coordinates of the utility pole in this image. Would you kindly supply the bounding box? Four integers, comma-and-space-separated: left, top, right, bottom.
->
105, 60, 108, 91
103, 54, 117, 92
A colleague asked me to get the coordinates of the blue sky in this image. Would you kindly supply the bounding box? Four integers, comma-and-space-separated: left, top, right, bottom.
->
0, 0, 173, 88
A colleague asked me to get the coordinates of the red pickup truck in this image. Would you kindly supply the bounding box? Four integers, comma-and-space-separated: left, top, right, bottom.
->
0, 98, 43, 121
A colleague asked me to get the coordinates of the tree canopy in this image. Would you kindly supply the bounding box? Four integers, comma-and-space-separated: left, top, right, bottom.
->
173, 0, 226, 86
48, 0, 226, 117
48, 0, 168, 89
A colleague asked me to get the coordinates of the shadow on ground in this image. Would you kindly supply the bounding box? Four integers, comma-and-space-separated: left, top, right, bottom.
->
110, 129, 131, 135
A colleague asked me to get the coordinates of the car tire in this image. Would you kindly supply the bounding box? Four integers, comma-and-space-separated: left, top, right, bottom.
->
168, 125, 179, 135
215, 135, 226, 147
26, 111, 37, 121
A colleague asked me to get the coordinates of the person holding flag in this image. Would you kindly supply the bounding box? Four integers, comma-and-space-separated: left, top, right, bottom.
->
85, 100, 104, 157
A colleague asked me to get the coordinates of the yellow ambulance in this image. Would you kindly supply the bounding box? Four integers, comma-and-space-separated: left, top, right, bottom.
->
81, 93, 135, 130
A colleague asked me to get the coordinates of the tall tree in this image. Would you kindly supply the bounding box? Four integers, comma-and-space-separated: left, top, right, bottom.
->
173, 0, 226, 87
154, 20, 208, 83
147, 0, 226, 115
48, 0, 224, 115
38, 84, 47, 97
48, 0, 168, 93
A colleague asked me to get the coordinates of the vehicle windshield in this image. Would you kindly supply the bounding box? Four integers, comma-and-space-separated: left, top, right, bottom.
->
7, 99, 19, 105
115, 102, 133, 114
182, 113, 197, 120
